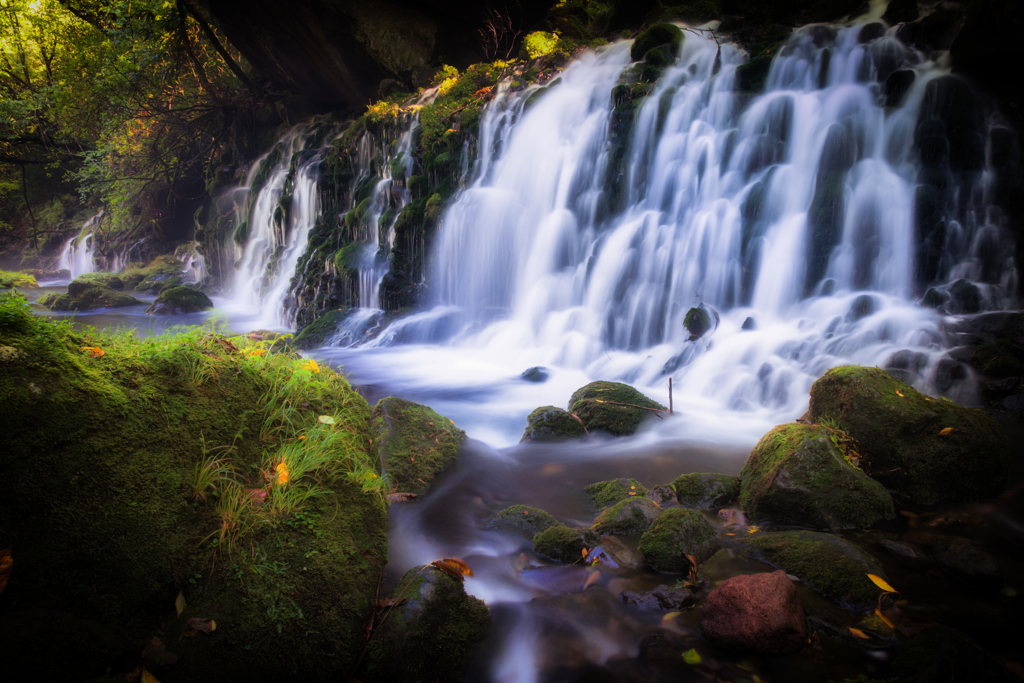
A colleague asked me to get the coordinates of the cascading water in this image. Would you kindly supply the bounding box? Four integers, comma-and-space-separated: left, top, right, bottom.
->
174, 241, 207, 284
57, 211, 104, 278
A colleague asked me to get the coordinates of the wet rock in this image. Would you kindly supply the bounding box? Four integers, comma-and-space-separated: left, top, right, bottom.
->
146, 286, 213, 315
19, 268, 69, 280
741, 316, 756, 330
630, 23, 683, 62
593, 497, 662, 535
884, 69, 915, 108
521, 406, 586, 443
892, 626, 1018, 683
364, 566, 490, 683
949, 279, 983, 314
877, 539, 929, 570
972, 341, 1022, 379
293, 309, 352, 349
671, 473, 740, 509
568, 381, 667, 436
521, 366, 549, 382
638, 508, 722, 573
884, 348, 928, 384
371, 397, 466, 494
38, 281, 143, 312
932, 537, 1002, 591
621, 585, 695, 611
648, 484, 678, 506
933, 357, 968, 392
809, 366, 1010, 504
739, 423, 894, 530
700, 570, 808, 655
882, 0, 918, 24
485, 505, 561, 538
743, 531, 887, 610
857, 22, 885, 44
584, 478, 648, 510
847, 294, 877, 321
533, 525, 600, 563
683, 305, 716, 340
597, 535, 641, 567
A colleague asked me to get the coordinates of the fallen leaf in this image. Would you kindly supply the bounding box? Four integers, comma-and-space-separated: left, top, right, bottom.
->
582, 548, 589, 558
174, 591, 185, 617
628, 492, 637, 496
431, 557, 474, 580
939, 427, 953, 436
81, 346, 104, 358
875, 607, 897, 629
896, 390, 904, 397
848, 628, 870, 640
247, 488, 267, 504
685, 554, 698, 568
746, 525, 760, 534
318, 415, 336, 425
661, 611, 683, 623
142, 670, 161, 683
187, 618, 216, 633
276, 461, 289, 486
0, 547, 12, 595
630, 486, 636, 490
583, 571, 601, 589
681, 648, 702, 665
867, 574, 897, 593
523, 510, 529, 515
387, 492, 418, 503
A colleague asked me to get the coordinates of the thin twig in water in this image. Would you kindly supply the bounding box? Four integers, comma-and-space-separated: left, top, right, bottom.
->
593, 399, 665, 418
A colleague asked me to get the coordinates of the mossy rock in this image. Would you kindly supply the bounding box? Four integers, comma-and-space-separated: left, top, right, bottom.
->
672, 473, 740, 509
740, 423, 894, 530
584, 478, 648, 510
371, 396, 466, 494
0, 270, 40, 289
39, 281, 143, 311
363, 566, 490, 683
638, 508, 722, 573
136, 273, 184, 294
521, 405, 586, 442
736, 53, 774, 93
294, 309, 352, 350
568, 381, 667, 436
593, 497, 662, 535
809, 366, 1010, 504
145, 286, 213, 315
485, 505, 561, 538
683, 306, 713, 339
533, 525, 600, 563
630, 23, 683, 62
741, 531, 887, 610
75, 272, 125, 289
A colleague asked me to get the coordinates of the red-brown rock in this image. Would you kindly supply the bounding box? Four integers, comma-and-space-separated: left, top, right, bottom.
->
699, 570, 808, 655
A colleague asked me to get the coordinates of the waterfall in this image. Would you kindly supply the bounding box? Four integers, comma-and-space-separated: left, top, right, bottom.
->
332, 20, 1015, 439
57, 212, 104, 278
175, 241, 207, 284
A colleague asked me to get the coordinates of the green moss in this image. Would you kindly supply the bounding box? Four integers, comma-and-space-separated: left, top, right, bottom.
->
630, 23, 684, 62
736, 53, 774, 93
742, 530, 886, 610
39, 280, 143, 311
584, 477, 648, 510
533, 525, 599, 563
0, 270, 40, 289
809, 366, 1010, 504
485, 505, 561, 537
683, 306, 713, 339
739, 423, 894, 529
364, 567, 490, 683
371, 396, 466, 494
521, 405, 586, 442
333, 242, 368, 277
146, 286, 213, 315
973, 341, 1021, 378
672, 473, 740, 509
592, 497, 661, 535
638, 508, 722, 572
568, 381, 667, 436
425, 192, 445, 222
294, 309, 351, 350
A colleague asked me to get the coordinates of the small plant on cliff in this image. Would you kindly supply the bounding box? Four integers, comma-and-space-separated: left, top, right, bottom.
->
818, 416, 864, 469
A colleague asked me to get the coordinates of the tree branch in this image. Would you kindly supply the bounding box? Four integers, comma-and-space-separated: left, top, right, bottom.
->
179, 0, 260, 91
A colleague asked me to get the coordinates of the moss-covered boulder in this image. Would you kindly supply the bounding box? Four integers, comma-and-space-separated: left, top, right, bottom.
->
584, 477, 648, 510
521, 405, 586, 442
740, 423, 894, 530
485, 505, 561, 538
75, 272, 125, 289
533, 525, 600, 563
593, 497, 662, 535
630, 23, 683, 62
294, 308, 351, 349
371, 396, 466, 494
683, 306, 714, 339
364, 566, 490, 683
638, 508, 722, 573
672, 473, 740, 509
809, 366, 1010, 504
145, 285, 214, 315
742, 531, 888, 610
568, 381, 667, 436
0, 270, 39, 289
38, 280, 143, 311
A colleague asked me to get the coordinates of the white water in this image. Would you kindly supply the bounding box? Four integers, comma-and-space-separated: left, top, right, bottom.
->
57, 212, 103, 278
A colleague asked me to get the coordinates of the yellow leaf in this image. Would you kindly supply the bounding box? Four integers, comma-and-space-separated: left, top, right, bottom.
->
875, 607, 897, 629
896, 390, 904, 397
174, 591, 185, 617
581, 548, 589, 558
681, 648, 702, 665
80, 346, 104, 358
867, 574, 897, 593
939, 427, 953, 436
430, 557, 474, 580
276, 462, 289, 486
848, 628, 870, 640
747, 525, 760, 534
142, 670, 161, 683
318, 415, 336, 425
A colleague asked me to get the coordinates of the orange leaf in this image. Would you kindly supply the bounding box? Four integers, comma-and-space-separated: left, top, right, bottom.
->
583, 571, 601, 589
80, 346, 104, 358
896, 390, 904, 397
276, 461, 289, 486
938, 427, 953, 436
142, 670, 162, 683
867, 574, 897, 593
685, 554, 698, 568
848, 628, 870, 640
187, 617, 216, 633
523, 510, 529, 515
430, 557, 474, 580
875, 607, 897, 629
581, 548, 589, 558
0, 547, 12, 595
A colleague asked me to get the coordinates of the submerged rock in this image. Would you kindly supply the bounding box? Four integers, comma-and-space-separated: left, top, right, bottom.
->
877, 539, 930, 571
932, 537, 1002, 591
672, 472, 740, 509
809, 366, 1009, 504
621, 585, 695, 611
145, 286, 213, 315
364, 566, 490, 683
520, 366, 549, 382
38, 280, 143, 311
638, 508, 722, 573
533, 525, 600, 563
371, 397, 466, 494
592, 497, 662, 535
648, 484, 678, 506
683, 305, 714, 340
584, 478, 648, 510
742, 531, 887, 610
700, 570, 808, 655
521, 406, 586, 442
568, 381, 667, 436
485, 505, 561, 538
739, 423, 894, 530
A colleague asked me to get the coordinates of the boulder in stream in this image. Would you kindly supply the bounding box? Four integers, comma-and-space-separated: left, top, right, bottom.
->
931, 536, 1003, 591
584, 477, 648, 510
672, 472, 740, 509
700, 570, 808, 655
363, 566, 490, 683
533, 525, 601, 563
739, 423, 894, 530
592, 497, 662, 535
146, 286, 213, 315
38, 280, 143, 311
621, 585, 695, 611
521, 405, 586, 442
371, 397, 466, 494
809, 366, 1009, 504
638, 508, 722, 573
485, 505, 561, 538
568, 381, 667, 436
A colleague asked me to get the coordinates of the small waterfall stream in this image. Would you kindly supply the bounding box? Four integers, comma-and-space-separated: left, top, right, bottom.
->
57, 212, 104, 278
